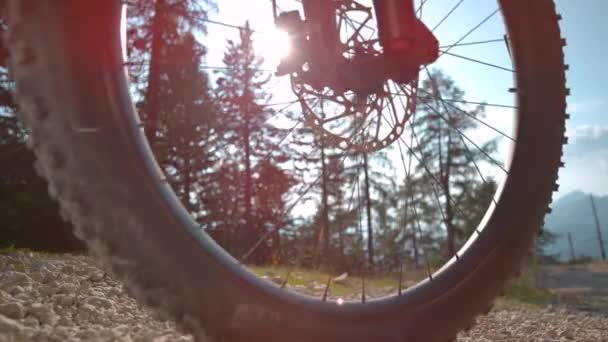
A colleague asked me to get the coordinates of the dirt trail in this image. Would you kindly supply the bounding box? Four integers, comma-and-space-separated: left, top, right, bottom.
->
541, 263, 608, 313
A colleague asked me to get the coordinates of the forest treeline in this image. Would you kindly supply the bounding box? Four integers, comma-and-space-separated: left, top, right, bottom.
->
1, 1, 509, 273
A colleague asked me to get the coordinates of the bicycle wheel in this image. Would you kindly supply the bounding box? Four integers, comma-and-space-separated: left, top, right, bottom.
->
4, 0, 567, 341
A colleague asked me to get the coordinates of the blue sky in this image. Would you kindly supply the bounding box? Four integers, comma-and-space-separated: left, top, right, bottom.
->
554, 0, 607, 197
201, 0, 607, 198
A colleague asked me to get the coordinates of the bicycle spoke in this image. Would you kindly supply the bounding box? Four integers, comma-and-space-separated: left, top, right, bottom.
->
124, 60, 274, 74
389, 89, 451, 221
412, 205, 433, 280
423, 97, 516, 109
261, 120, 303, 161
398, 263, 404, 296
395, 125, 415, 294
422, 67, 499, 207
355, 157, 367, 303
439, 38, 504, 49
262, 98, 312, 109
361, 271, 367, 303
383, 112, 470, 231
439, 8, 500, 57
243, 138, 355, 262
439, 50, 514, 73
416, 0, 429, 18
417, 99, 507, 174
431, 0, 465, 32
390, 84, 466, 249
280, 265, 293, 289
415, 87, 515, 142
203, 18, 265, 34
322, 275, 332, 301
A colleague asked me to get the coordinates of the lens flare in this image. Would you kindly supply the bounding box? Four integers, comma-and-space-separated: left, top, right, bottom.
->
256, 29, 291, 67
273, 29, 291, 60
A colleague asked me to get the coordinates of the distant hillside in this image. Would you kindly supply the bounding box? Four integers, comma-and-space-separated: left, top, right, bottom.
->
544, 191, 608, 261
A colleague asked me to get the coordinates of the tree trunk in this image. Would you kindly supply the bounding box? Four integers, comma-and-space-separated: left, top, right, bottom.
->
143, 0, 166, 148
402, 181, 418, 268
273, 225, 282, 263
363, 153, 374, 271
183, 144, 199, 216
314, 138, 330, 269
412, 226, 419, 268
338, 221, 345, 264
444, 132, 456, 258
243, 88, 254, 258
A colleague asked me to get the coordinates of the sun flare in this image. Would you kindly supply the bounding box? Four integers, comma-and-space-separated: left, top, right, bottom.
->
255, 28, 291, 67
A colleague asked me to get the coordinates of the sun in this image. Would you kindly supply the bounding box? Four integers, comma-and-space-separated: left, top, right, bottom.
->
254, 28, 291, 68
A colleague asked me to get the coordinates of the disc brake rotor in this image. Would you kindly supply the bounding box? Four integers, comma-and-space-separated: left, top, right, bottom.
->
289, 0, 418, 153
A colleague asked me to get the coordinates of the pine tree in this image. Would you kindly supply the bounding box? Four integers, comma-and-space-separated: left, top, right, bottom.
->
253, 159, 293, 262
161, 32, 218, 216
126, 0, 211, 148
455, 177, 498, 246
127, 1, 219, 221
201, 161, 244, 253
0, 14, 83, 252
412, 69, 497, 259
213, 22, 288, 263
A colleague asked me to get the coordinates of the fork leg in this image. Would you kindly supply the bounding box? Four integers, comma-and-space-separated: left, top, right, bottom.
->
373, 0, 417, 51
301, 0, 341, 70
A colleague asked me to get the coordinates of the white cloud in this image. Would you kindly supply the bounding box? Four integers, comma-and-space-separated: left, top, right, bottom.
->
568, 99, 605, 115
569, 124, 608, 142
558, 151, 608, 197
600, 158, 608, 174
556, 124, 608, 197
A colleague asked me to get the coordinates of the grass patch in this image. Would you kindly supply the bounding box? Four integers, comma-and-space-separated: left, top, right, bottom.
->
248, 265, 425, 299
0, 245, 54, 272
502, 281, 557, 306
0, 244, 19, 255
500, 262, 558, 307
0, 244, 67, 257
249, 263, 561, 307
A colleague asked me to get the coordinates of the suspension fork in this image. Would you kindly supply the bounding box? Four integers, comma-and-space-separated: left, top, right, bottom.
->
300, 0, 419, 51
301, 0, 341, 71
300, 0, 435, 65
373, 0, 439, 82
274, 0, 437, 82
373, 0, 418, 53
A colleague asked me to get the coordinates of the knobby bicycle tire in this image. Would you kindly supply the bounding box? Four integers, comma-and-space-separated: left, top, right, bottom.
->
4, 0, 568, 341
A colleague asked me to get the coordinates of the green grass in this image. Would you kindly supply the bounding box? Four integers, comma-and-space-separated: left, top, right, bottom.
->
247, 265, 407, 298
0, 245, 54, 272
0, 244, 74, 257
0, 244, 19, 255
248, 263, 559, 306
501, 281, 557, 307
0, 245, 561, 307
499, 262, 558, 308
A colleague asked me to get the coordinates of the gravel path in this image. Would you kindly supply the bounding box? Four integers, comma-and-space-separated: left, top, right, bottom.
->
542, 263, 608, 314
0, 251, 191, 342
1, 251, 607, 341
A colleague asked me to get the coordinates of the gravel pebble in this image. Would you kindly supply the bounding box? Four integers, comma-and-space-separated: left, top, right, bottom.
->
1, 251, 607, 341
0, 303, 25, 320
0, 272, 31, 289
0, 252, 191, 341
28, 303, 57, 326
458, 307, 608, 341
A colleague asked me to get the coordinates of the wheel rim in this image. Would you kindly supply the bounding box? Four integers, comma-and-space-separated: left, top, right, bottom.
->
125, 0, 526, 309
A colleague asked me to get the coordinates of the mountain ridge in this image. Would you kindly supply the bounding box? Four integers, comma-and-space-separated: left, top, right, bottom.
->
544, 190, 608, 261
